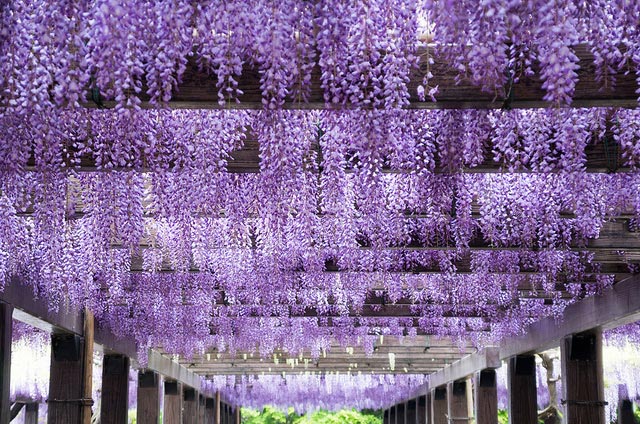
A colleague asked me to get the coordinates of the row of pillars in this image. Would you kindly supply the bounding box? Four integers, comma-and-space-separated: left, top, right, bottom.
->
0, 303, 242, 424
384, 329, 638, 424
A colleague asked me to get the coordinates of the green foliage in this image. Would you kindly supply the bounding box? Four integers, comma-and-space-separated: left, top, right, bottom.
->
241, 407, 382, 424
497, 409, 508, 424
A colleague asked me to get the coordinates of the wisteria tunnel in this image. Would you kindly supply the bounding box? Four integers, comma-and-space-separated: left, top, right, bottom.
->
2, 1, 640, 424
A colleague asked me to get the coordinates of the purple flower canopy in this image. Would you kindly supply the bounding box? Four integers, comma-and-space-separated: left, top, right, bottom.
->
2, 0, 640, 413
0, 0, 639, 110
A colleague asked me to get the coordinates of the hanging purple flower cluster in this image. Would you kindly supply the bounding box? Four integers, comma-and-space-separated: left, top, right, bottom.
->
203, 373, 427, 413
2, 0, 640, 110
1, 108, 639, 357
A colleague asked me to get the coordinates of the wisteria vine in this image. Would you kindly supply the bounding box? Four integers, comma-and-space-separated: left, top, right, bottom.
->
1, 0, 640, 110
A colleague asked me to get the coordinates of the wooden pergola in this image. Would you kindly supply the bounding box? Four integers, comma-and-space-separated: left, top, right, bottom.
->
1, 45, 640, 424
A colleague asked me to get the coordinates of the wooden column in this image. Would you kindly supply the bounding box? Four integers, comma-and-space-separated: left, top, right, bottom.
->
0, 303, 12, 424
235, 406, 241, 424
618, 384, 638, 424
406, 399, 417, 424
214, 392, 221, 424
183, 387, 198, 424
137, 371, 160, 424
198, 395, 206, 424
383, 409, 389, 424
447, 379, 471, 423
81, 310, 94, 424
164, 381, 183, 424
508, 355, 537, 424
397, 402, 406, 424
24, 403, 39, 424
205, 398, 215, 424
474, 369, 498, 424
48, 330, 92, 424
389, 405, 396, 424
100, 354, 130, 424
425, 392, 431, 424
561, 329, 605, 424
416, 396, 427, 424
431, 387, 447, 424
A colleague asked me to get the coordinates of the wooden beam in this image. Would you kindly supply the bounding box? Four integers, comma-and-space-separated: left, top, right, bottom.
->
85, 45, 638, 109
507, 355, 537, 424
164, 381, 183, 424
473, 370, 497, 424
137, 371, 161, 424
561, 329, 605, 424
0, 303, 12, 424
427, 347, 500, 391
100, 355, 130, 424
500, 274, 640, 359
147, 349, 201, 391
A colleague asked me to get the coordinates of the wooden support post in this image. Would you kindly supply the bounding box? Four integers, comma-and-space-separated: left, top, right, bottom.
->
48, 330, 92, 424
81, 309, 94, 424
397, 402, 406, 424
618, 384, 638, 424
447, 379, 471, 423
183, 387, 198, 424
507, 355, 537, 424
383, 409, 389, 424
431, 387, 447, 424
137, 371, 160, 424
199, 395, 205, 424
214, 392, 221, 424
0, 303, 12, 424
561, 329, 605, 424
205, 398, 215, 424
425, 394, 431, 424
406, 399, 417, 424
389, 405, 396, 424
416, 396, 427, 424
24, 403, 39, 424
474, 369, 498, 424
100, 354, 130, 424
164, 381, 183, 424
235, 406, 240, 424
